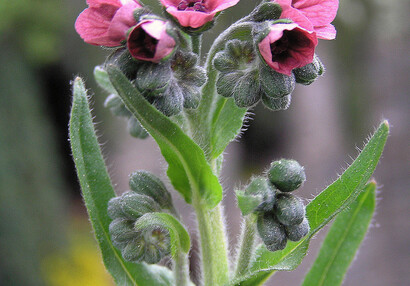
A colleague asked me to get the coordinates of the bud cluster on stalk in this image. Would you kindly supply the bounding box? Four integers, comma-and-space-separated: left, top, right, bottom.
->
236, 159, 310, 252
108, 171, 179, 263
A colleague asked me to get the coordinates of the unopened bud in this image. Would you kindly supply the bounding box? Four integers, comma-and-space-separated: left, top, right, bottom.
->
257, 213, 287, 252
107, 192, 161, 220
293, 55, 324, 85
274, 193, 305, 226
129, 171, 174, 210
127, 117, 149, 139
268, 159, 306, 192
285, 218, 310, 241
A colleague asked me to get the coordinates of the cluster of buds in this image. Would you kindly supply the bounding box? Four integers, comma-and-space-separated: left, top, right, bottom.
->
108, 171, 178, 263
236, 159, 309, 251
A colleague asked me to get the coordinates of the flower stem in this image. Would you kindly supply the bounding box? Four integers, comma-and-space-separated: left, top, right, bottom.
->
174, 250, 191, 286
234, 214, 258, 278
192, 193, 229, 286
191, 34, 202, 58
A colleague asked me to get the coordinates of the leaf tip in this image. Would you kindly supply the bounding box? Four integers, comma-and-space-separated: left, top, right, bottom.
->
380, 120, 389, 131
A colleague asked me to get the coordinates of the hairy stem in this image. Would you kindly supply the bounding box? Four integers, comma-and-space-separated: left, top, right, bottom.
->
193, 194, 229, 286
234, 214, 258, 278
174, 250, 191, 286
191, 34, 202, 58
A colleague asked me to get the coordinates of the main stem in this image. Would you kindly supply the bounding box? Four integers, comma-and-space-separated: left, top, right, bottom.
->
193, 192, 229, 286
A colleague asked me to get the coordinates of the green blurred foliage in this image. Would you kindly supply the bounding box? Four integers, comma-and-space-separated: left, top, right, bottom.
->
0, 0, 66, 64
0, 47, 67, 285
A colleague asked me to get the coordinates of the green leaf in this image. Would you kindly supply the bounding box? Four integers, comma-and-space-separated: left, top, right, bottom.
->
69, 77, 175, 286
106, 65, 223, 208
210, 97, 247, 159
301, 182, 376, 286
94, 65, 117, 94
135, 213, 191, 257
232, 121, 389, 285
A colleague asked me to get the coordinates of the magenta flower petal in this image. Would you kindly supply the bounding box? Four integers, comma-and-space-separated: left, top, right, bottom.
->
108, 1, 142, 43
127, 20, 176, 62
274, 0, 339, 40
258, 23, 317, 76
160, 0, 240, 28
75, 0, 141, 46
291, 0, 338, 26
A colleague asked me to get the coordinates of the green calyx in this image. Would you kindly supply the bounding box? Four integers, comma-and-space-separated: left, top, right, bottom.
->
293, 55, 325, 85
236, 176, 277, 216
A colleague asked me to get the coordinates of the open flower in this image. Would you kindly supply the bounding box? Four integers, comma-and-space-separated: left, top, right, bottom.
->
75, 0, 141, 46
127, 19, 176, 62
274, 0, 339, 40
258, 23, 317, 76
160, 0, 240, 28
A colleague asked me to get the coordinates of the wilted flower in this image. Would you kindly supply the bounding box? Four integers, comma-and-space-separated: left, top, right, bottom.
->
160, 0, 240, 28
274, 0, 339, 40
258, 23, 317, 76
75, 0, 141, 46
127, 19, 176, 62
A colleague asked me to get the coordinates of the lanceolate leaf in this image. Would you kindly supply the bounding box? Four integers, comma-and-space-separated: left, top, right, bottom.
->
135, 213, 191, 257
106, 65, 223, 208
232, 121, 389, 285
301, 182, 376, 286
210, 97, 247, 159
69, 77, 174, 286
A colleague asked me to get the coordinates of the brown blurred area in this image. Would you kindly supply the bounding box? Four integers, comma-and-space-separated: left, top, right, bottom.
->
0, 0, 408, 285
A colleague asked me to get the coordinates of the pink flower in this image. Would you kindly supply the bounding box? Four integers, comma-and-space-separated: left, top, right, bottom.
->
160, 0, 240, 28
274, 0, 339, 40
127, 19, 176, 62
75, 0, 142, 47
258, 23, 318, 76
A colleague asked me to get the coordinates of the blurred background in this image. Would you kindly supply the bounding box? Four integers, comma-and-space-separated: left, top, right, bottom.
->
0, 0, 408, 285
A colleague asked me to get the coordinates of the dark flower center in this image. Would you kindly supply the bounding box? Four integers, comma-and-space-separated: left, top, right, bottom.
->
177, 0, 207, 12
128, 27, 158, 59
270, 30, 311, 62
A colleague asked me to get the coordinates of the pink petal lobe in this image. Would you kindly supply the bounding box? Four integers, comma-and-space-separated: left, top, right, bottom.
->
280, 4, 314, 31
108, 1, 140, 42
166, 8, 215, 28
291, 0, 339, 26
75, 7, 120, 46
86, 0, 122, 8
314, 24, 336, 40
153, 30, 176, 62
207, 0, 240, 11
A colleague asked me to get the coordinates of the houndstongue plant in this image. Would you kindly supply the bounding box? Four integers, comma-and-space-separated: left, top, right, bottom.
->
70, 0, 389, 285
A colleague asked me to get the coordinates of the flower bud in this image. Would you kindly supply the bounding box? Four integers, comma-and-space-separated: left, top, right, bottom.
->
108, 192, 161, 220
214, 40, 262, 108
259, 63, 295, 99
257, 212, 287, 252
236, 176, 276, 216
127, 116, 149, 139
274, 193, 305, 226
129, 171, 174, 210
104, 94, 132, 117
171, 51, 206, 109
268, 159, 306, 192
285, 217, 310, 242
135, 62, 172, 96
293, 55, 324, 85
261, 93, 291, 111
152, 80, 184, 116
